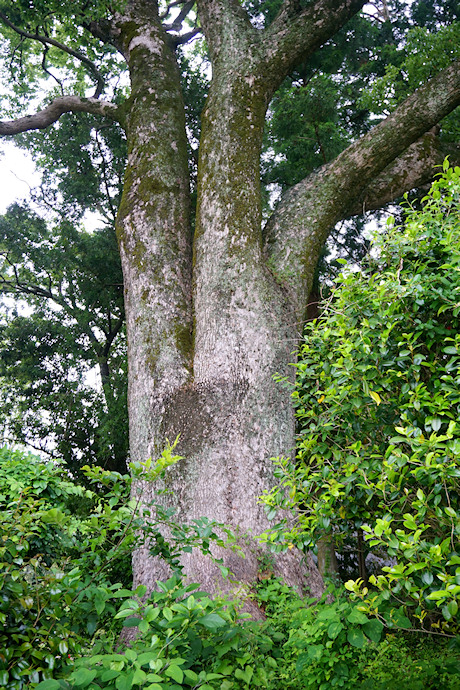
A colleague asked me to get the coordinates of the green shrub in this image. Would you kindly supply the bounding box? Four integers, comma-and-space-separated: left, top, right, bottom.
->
358, 634, 460, 690
0, 443, 244, 689
35, 580, 385, 690
261, 164, 460, 634
0, 449, 136, 688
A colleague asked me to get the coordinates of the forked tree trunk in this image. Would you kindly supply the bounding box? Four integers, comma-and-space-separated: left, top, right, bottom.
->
110, 0, 460, 604
3, 0, 458, 607
119, 4, 326, 598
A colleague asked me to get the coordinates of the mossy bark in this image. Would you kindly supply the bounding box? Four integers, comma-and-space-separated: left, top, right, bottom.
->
112, 2, 194, 591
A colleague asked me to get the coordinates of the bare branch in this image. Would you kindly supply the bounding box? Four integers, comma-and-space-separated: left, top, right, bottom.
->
171, 25, 201, 46
0, 262, 55, 301
163, 0, 195, 32
103, 316, 125, 359
0, 95, 121, 136
94, 128, 117, 221
40, 44, 65, 95
160, 1, 186, 21
0, 10, 106, 97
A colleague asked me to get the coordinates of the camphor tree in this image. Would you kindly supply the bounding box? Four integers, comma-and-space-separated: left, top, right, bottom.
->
0, 0, 459, 601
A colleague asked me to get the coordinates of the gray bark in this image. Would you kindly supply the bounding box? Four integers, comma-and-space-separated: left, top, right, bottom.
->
264, 59, 460, 315
0, 96, 120, 134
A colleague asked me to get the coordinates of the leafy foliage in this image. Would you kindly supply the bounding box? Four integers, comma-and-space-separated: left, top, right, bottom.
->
1, 446, 459, 689
16, 114, 127, 223
0, 444, 243, 689
0, 203, 127, 473
261, 164, 460, 634
0, 447, 135, 688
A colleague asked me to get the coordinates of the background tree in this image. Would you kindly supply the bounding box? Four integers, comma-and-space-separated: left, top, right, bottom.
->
0, 93, 128, 473
0, 0, 459, 603
0, 203, 128, 474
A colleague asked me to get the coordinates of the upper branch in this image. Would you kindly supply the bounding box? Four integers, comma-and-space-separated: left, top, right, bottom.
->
259, 0, 366, 91
162, 0, 195, 32
196, 0, 256, 61
0, 10, 106, 97
0, 95, 122, 136
172, 26, 200, 46
346, 133, 460, 217
264, 59, 460, 312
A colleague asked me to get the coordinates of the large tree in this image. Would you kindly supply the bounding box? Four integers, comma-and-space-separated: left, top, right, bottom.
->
0, 0, 459, 601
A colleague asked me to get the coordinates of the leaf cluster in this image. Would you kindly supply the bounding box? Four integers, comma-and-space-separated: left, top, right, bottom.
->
0, 443, 252, 690
261, 164, 460, 634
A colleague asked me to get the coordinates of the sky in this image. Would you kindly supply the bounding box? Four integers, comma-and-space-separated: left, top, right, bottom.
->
0, 141, 40, 213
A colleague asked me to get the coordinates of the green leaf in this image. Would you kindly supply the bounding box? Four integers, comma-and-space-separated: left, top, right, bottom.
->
138, 618, 150, 634
198, 613, 226, 630
137, 652, 159, 667
184, 669, 199, 682
369, 390, 381, 405
421, 572, 433, 586
122, 617, 142, 627
317, 607, 338, 620
58, 640, 69, 655
307, 645, 324, 661
447, 600, 458, 617
116, 671, 135, 690
347, 608, 369, 625
71, 668, 98, 687
41, 508, 67, 525
134, 584, 147, 598
347, 628, 365, 648
362, 619, 384, 643
165, 664, 183, 684
132, 668, 147, 685
101, 669, 120, 682
34, 682, 61, 690
327, 621, 344, 639
296, 653, 311, 672
234, 666, 254, 684
392, 610, 412, 629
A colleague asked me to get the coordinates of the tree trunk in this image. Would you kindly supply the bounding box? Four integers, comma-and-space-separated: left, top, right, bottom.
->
317, 537, 339, 580
113, 1, 460, 604
123, 11, 325, 599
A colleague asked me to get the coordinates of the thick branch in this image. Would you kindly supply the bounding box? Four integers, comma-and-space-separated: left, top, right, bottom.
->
264, 60, 460, 312
0, 96, 121, 136
346, 134, 460, 217
0, 10, 105, 97
103, 316, 125, 359
259, 0, 366, 90
196, 0, 256, 60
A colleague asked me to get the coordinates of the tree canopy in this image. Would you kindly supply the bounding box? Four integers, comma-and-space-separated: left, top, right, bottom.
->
0, 203, 127, 473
